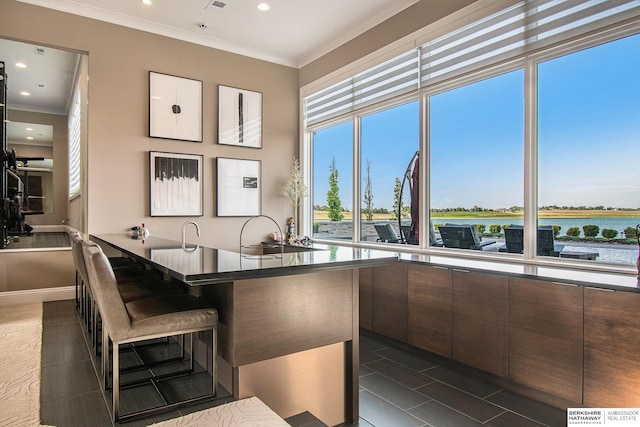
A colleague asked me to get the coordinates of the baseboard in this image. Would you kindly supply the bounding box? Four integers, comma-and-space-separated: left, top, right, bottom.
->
32, 225, 66, 233
0, 286, 75, 306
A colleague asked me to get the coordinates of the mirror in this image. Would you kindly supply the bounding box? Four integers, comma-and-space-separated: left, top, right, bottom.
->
7, 121, 54, 214
1, 37, 87, 249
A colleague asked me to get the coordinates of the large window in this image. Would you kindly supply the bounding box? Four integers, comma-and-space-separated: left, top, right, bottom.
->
312, 121, 353, 240
360, 101, 419, 243
537, 33, 640, 265
429, 69, 524, 252
303, 1, 640, 267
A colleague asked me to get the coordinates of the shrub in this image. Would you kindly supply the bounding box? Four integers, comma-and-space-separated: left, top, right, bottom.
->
489, 224, 502, 234
601, 228, 618, 239
583, 225, 600, 238
624, 226, 638, 239
476, 224, 486, 234
566, 227, 580, 237
552, 225, 561, 237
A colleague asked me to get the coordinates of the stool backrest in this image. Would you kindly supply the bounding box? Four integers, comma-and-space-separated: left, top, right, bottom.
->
70, 232, 91, 285
81, 241, 131, 336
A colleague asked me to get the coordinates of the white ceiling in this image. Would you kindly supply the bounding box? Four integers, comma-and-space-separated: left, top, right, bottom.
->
2, 0, 419, 118
16, 0, 419, 67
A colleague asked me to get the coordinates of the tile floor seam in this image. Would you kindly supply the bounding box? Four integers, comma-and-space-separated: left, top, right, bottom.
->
481, 402, 553, 427
411, 392, 501, 425
480, 409, 508, 425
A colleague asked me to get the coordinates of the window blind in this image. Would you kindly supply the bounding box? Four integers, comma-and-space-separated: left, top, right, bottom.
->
420, 0, 640, 87
305, 50, 419, 126
68, 88, 81, 199
305, 0, 640, 127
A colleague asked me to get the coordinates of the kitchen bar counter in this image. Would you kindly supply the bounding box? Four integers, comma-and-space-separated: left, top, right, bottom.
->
91, 233, 398, 426
92, 233, 398, 285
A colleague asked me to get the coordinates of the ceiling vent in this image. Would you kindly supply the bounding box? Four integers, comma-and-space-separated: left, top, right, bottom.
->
205, 0, 226, 11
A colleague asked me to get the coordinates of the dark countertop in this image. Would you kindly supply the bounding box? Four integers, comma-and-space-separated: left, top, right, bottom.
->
92, 233, 639, 291
92, 234, 399, 285
398, 252, 640, 292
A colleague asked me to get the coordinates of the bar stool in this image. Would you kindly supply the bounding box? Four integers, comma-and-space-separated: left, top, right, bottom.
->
70, 233, 185, 351
82, 242, 218, 423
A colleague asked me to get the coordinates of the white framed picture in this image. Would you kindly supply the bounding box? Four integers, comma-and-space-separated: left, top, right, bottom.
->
150, 151, 203, 216
149, 71, 203, 142
216, 157, 261, 216
218, 85, 262, 148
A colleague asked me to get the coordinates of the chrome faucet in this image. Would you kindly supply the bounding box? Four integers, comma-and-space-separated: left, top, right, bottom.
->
182, 220, 200, 252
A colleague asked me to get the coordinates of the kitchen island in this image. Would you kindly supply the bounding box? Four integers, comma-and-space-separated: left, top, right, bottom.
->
92, 234, 399, 425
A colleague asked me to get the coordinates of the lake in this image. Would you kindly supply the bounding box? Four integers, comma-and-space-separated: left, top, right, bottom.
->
434, 217, 640, 237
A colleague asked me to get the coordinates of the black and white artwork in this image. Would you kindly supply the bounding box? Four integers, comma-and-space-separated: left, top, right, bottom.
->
217, 157, 261, 216
150, 151, 203, 216
218, 85, 262, 148
149, 72, 203, 142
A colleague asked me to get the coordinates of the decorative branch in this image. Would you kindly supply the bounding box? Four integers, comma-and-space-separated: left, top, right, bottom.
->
283, 157, 308, 209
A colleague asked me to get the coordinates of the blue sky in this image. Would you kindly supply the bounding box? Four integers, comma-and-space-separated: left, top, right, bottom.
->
313, 32, 640, 211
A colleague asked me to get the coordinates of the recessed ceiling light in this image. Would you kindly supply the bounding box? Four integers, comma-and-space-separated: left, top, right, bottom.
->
15, 62, 27, 68
257, 3, 270, 11
26, 136, 34, 140
142, 0, 152, 5
25, 127, 33, 131
20, 91, 30, 96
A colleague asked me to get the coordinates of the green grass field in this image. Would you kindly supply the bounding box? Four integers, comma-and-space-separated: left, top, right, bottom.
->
314, 209, 640, 221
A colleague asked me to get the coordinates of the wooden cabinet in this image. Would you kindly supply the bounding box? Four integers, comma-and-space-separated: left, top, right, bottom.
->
584, 287, 640, 407
509, 277, 583, 403
408, 264, 452, 358
372, 263, 408, 342
359, 267, 373, 331
452, 270, 509, 377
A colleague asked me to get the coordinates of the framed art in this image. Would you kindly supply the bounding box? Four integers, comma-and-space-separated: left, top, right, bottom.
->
218, 85, 262, 148
150, 151, 203, 216
216, 157, 261, 216
149, 71, 203, 142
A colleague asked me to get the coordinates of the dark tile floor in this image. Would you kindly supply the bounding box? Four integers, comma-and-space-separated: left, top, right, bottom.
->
40, 300, 567, 426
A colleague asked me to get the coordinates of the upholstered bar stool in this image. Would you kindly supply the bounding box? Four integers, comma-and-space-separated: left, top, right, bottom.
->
82, 242, 218, 423
70, 233, 185, 351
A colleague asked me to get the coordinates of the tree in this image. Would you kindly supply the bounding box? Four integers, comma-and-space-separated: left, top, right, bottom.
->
327, 157, 344, 222
363, 159, 374, 221
391, 177, 402, 220
282, 157, 308, 226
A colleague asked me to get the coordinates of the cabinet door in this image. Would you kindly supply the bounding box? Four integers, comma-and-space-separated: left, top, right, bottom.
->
509, 277, 583, 403
584, 287, 640, 407
359, 267, 373, 331
372, 263, 408, 342
408, 264, 452, 357
452, 270, 509, 377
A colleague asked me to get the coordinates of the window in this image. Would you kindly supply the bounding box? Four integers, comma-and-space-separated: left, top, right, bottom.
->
537, 33, 640, 265
429, 69, 524, 252
360, 101, 419, 243
312, 121, 353, 240
68, 87, 81, 199
303, 0, 640, 267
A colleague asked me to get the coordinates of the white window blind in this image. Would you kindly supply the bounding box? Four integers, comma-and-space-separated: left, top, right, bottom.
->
305, 50, 419, 126
68, 88, 81, 199
305, 0, 640, 126
420, 0, 640, 87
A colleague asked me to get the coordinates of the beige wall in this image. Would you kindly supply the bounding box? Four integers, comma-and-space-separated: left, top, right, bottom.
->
299, 0, 476, 87
6, 110, 68, 225
0, 0, 299, 250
